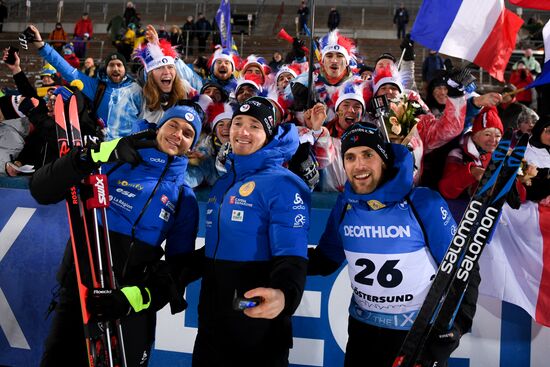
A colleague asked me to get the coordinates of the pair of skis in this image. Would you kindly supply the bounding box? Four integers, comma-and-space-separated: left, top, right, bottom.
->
393, 129, 529, 367
54, 95, 127, 367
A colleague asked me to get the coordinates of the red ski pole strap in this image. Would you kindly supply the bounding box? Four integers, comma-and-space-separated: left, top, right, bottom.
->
84, 174, 110, 209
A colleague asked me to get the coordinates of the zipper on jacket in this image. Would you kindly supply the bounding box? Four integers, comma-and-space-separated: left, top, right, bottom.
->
212, 161, 237, 261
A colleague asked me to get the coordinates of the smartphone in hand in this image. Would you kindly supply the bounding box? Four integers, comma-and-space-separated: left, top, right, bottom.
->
6, 46, 19, 65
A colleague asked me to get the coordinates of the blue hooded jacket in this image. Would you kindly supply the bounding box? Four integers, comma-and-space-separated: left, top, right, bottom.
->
316, 144, 456, 330
39, 43, 142, 140
205, 123, 310, 261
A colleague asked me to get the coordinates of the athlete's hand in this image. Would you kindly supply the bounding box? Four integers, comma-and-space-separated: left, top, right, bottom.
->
90, 129, 157, 167
87, 288, 132, 321
418, 326, 461, 365
243, 287, 285, 319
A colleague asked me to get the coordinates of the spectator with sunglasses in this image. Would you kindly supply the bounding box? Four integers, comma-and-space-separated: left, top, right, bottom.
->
30, 103, 203, 367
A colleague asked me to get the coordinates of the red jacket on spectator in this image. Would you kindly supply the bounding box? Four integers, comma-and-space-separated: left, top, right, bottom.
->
74, 17, 93, 38
509, 68, 534, 104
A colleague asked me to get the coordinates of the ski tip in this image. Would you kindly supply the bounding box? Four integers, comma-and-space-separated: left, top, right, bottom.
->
392, 356, 404, 367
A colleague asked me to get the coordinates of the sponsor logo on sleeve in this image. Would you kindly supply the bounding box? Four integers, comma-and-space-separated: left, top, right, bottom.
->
292, 193, 306, 210
294, 214, 306, 228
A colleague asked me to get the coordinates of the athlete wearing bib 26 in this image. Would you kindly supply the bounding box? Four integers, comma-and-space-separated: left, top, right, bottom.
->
308, 123, 480, 367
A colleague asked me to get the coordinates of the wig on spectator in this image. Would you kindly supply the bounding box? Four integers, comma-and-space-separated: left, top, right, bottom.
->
135, 39, 188, 111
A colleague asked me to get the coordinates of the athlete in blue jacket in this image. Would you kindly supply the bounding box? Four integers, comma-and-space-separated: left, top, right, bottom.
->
30, 104, 203, 367
308, 124, 480, 367
193, 97, 311, 366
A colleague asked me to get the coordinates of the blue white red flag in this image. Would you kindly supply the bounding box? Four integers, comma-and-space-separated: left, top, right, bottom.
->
509, 0, 550, 10
480, 201, 550, 327
411, 0, 523, 81
215, 0, 233, 50
526, 20, 550, 89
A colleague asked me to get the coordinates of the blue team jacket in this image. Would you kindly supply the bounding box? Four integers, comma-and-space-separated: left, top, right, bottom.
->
104, 147, 198, 257
205, 123, 310, 261
316, 144, 457, 330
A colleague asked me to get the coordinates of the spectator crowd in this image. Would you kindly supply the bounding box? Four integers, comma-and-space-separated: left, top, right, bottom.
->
1, 3, 549, 367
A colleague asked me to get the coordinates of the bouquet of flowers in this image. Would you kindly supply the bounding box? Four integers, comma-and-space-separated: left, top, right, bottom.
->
386, 91, 425, 137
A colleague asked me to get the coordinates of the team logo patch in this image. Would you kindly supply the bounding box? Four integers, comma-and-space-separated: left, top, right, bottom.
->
231, 210, 244, 222
240, 104, 250, 112
293, 214, 306, 228
159, 208, 170, 222
161, 195, 169, 204
367, 200, 386, 210
185, 112, 195, 122
238, 181, 255, 197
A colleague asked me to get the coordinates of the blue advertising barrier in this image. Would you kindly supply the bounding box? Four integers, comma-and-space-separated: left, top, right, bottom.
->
1, 187, 549, 367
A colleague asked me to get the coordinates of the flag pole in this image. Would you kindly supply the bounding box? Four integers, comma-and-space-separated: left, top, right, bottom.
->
307, 0, 316, 108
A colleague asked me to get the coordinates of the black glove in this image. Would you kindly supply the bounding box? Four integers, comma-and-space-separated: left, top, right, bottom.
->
419, 326, 461, 365
506, 181, 522, 209
288, 142, 319, 191
87, 288, 132, 321
446, 68, 476, 97
89, 129, 157, 167
18, 26, 36, 50
400, 33, 415, 61
291, 81, 309, 111
293, 37, 306, 59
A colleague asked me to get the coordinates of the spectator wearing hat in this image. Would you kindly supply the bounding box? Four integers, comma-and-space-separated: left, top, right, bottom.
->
193, 96, 310, 366
233, 75, 262, 105
308, 123, 476, 367
49, 22, 68, 54
134, 27, 197, 125
74, 12, 93, 58
62, 43, 80, 69
206, 47, 239, 94
28, 24, 142, 140
31, 103, 203, 367
185, 102, 234, 187
200, 81, 229, 104
439, 107, 505, 199
318, 79, 370, 192
240, 55, 272, 88
39, 66, 59, 88
287, 30, 361, 122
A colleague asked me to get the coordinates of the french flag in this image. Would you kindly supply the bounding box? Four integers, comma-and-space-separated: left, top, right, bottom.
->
479, 202, 550, 327
509, 0, 550, 10
526, 20, 550, 89
411, 0, 523, 82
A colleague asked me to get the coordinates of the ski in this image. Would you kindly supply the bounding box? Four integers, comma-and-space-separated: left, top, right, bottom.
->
393, 129, 527, 367
55, 95, 126, 367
